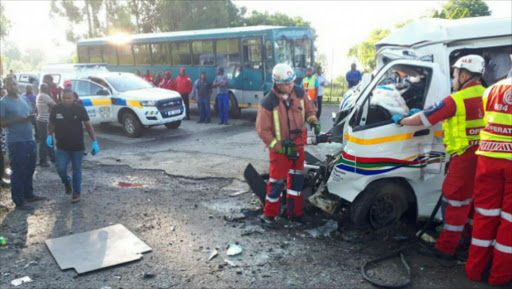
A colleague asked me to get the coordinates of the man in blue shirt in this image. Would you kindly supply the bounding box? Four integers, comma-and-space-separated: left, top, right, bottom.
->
346, 63, 362, 89
0, 77, 46, 210
213, 67, 229, 125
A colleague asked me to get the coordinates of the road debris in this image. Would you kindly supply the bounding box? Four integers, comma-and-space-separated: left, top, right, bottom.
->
0, 236, 7, 245
230, 190, 247, 197
305, 220, 338, 238
23, 261, 38, 269
227, 244, 243, 256
143, 272, 155, 279
417, 231, 436, 243
241, 225, 265, 236
118, 182, 144, 188
207, 249, 218, 261
11, 276, 32, 287
224, 259, 237, 267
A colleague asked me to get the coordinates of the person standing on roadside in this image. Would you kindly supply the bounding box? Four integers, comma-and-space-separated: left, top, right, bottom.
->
47, 88, 99, 203
176, 68, 193, 120
346, 63, 362, 89
143, 70, 153, 83
159, 71, 176, 91
23, 85, 38, 141
43, 75, 61, 104
0, 77, 47, 210
314, 66, 328, 118
36, 83, 56, 167
193, 72, 213, 123
213, 67, 229, 125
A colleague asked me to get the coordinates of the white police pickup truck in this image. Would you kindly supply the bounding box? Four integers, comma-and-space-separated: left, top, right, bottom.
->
71, 72, 185, 137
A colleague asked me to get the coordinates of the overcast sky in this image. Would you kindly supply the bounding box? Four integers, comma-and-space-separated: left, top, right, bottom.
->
2, 0, 511, 78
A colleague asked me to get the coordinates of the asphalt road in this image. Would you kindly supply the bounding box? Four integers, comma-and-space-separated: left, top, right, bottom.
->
0, 104, 496, 289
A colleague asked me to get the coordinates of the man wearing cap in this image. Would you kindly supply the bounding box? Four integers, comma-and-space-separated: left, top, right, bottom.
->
176, 68, 192, 120
36, 83, 56, 167
391, 55, 487, 260
302, 66, 319, 110
314, 66, 328, 118
159, 71, 176, 91
213, 66, 229, 125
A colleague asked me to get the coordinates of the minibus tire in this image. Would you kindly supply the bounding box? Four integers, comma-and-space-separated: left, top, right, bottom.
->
165, 121, 181, 129
350, 181, 408, 230
121, 111, 143, 138
229, 92, 242, 119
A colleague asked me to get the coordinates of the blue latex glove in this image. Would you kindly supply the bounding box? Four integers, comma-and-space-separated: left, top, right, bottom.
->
392, 114, 404, 124
46, 135, 53, 148
409, 108, 422, 115
91, 141, 100, 155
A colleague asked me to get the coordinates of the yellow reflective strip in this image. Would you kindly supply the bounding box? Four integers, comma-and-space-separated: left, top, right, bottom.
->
480, 130, 512, 142
307, 115, 316, 122
434, 131, 443, 137
90, 98, 112, 106
486, 111, 512, 126
269, 138, 278, 148
466, 119, 486, 128
238, 104, 249, 107
343, 133, 414, 145
300, 100, 305, 122
273, 110, 281, 141
190, 99, 197, 103
251, 105, 260, 108
127, 100, 143, 108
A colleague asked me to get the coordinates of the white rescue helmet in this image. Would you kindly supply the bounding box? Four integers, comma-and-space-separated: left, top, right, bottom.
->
272, 63, 296, 84
452, 54, 485, 75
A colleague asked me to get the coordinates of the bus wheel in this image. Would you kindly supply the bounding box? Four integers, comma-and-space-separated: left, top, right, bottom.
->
349, 180, 408, 230
229, 92, 242, 119
121, 111, 143, 138
165, 121, 181, 129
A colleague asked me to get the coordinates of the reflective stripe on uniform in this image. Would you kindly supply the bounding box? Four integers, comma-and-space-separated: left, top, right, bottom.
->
269, 138, 278, 149
495, 242, 512, 254
289, 169, 306, 175
300, 100, 305, 122
471, 238, 495, 247
273, 110, 281, 141
444, 223, 465, 232
501, 211, 512, 222
307, 115, 316, 123
287, 189, 301, 196
269, 178, 285, 183
475, 207, 501, 216
266, 196, 280, 203
442, 196, 472, 207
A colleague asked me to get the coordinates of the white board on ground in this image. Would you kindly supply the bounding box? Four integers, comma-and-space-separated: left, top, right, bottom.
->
45, 224, 152, 274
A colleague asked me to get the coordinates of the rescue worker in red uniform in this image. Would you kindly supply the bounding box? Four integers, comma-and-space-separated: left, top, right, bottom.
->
176, 68, 193, 120
465, 75, 512, 285
392, 55, 486, 259
159, 71, 176, 91
256, 63, 321, 224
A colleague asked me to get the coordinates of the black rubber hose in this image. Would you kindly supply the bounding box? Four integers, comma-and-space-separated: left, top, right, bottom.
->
360, 193, 444, 289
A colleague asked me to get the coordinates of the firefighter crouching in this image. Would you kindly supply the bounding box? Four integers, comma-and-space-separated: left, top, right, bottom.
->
465, 75, 512, 285
392, 55, 486, 259
256, 63, 321, 224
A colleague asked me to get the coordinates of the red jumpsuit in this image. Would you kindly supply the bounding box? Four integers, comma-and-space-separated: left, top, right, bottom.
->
256, 84, 318, 218
466, 78, 512, 285
419, 82, 485, 255
159, 77, 176, 91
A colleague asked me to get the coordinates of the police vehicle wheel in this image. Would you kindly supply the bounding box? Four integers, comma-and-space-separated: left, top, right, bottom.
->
349, 180, 408, 230
121, 111, 143, 138
165, 121, 181, 129
229, 92, 242, 119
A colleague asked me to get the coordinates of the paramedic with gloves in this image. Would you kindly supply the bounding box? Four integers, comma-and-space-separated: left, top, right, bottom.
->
465, 75, 512, 286
391, 55, 486, 260
256, 63, 320, 224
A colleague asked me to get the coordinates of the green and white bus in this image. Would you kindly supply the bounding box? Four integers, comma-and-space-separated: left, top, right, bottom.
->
76, 26, 315, 117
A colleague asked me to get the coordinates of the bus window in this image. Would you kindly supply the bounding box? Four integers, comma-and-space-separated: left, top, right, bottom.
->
294, 38, 312, 68
117, 44, 134, 65
243, 39, 262, 69
103, 45, 117, 65
265, 40, 274, 70
133, 44, 151, 65
216, 39, 240, 69
192, 40, 214, 65
89, 46, 103, 63
171, 41, 191, 65
151, 43, 172, 65
78, 46, 89, 63
275, 39, 293, 67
